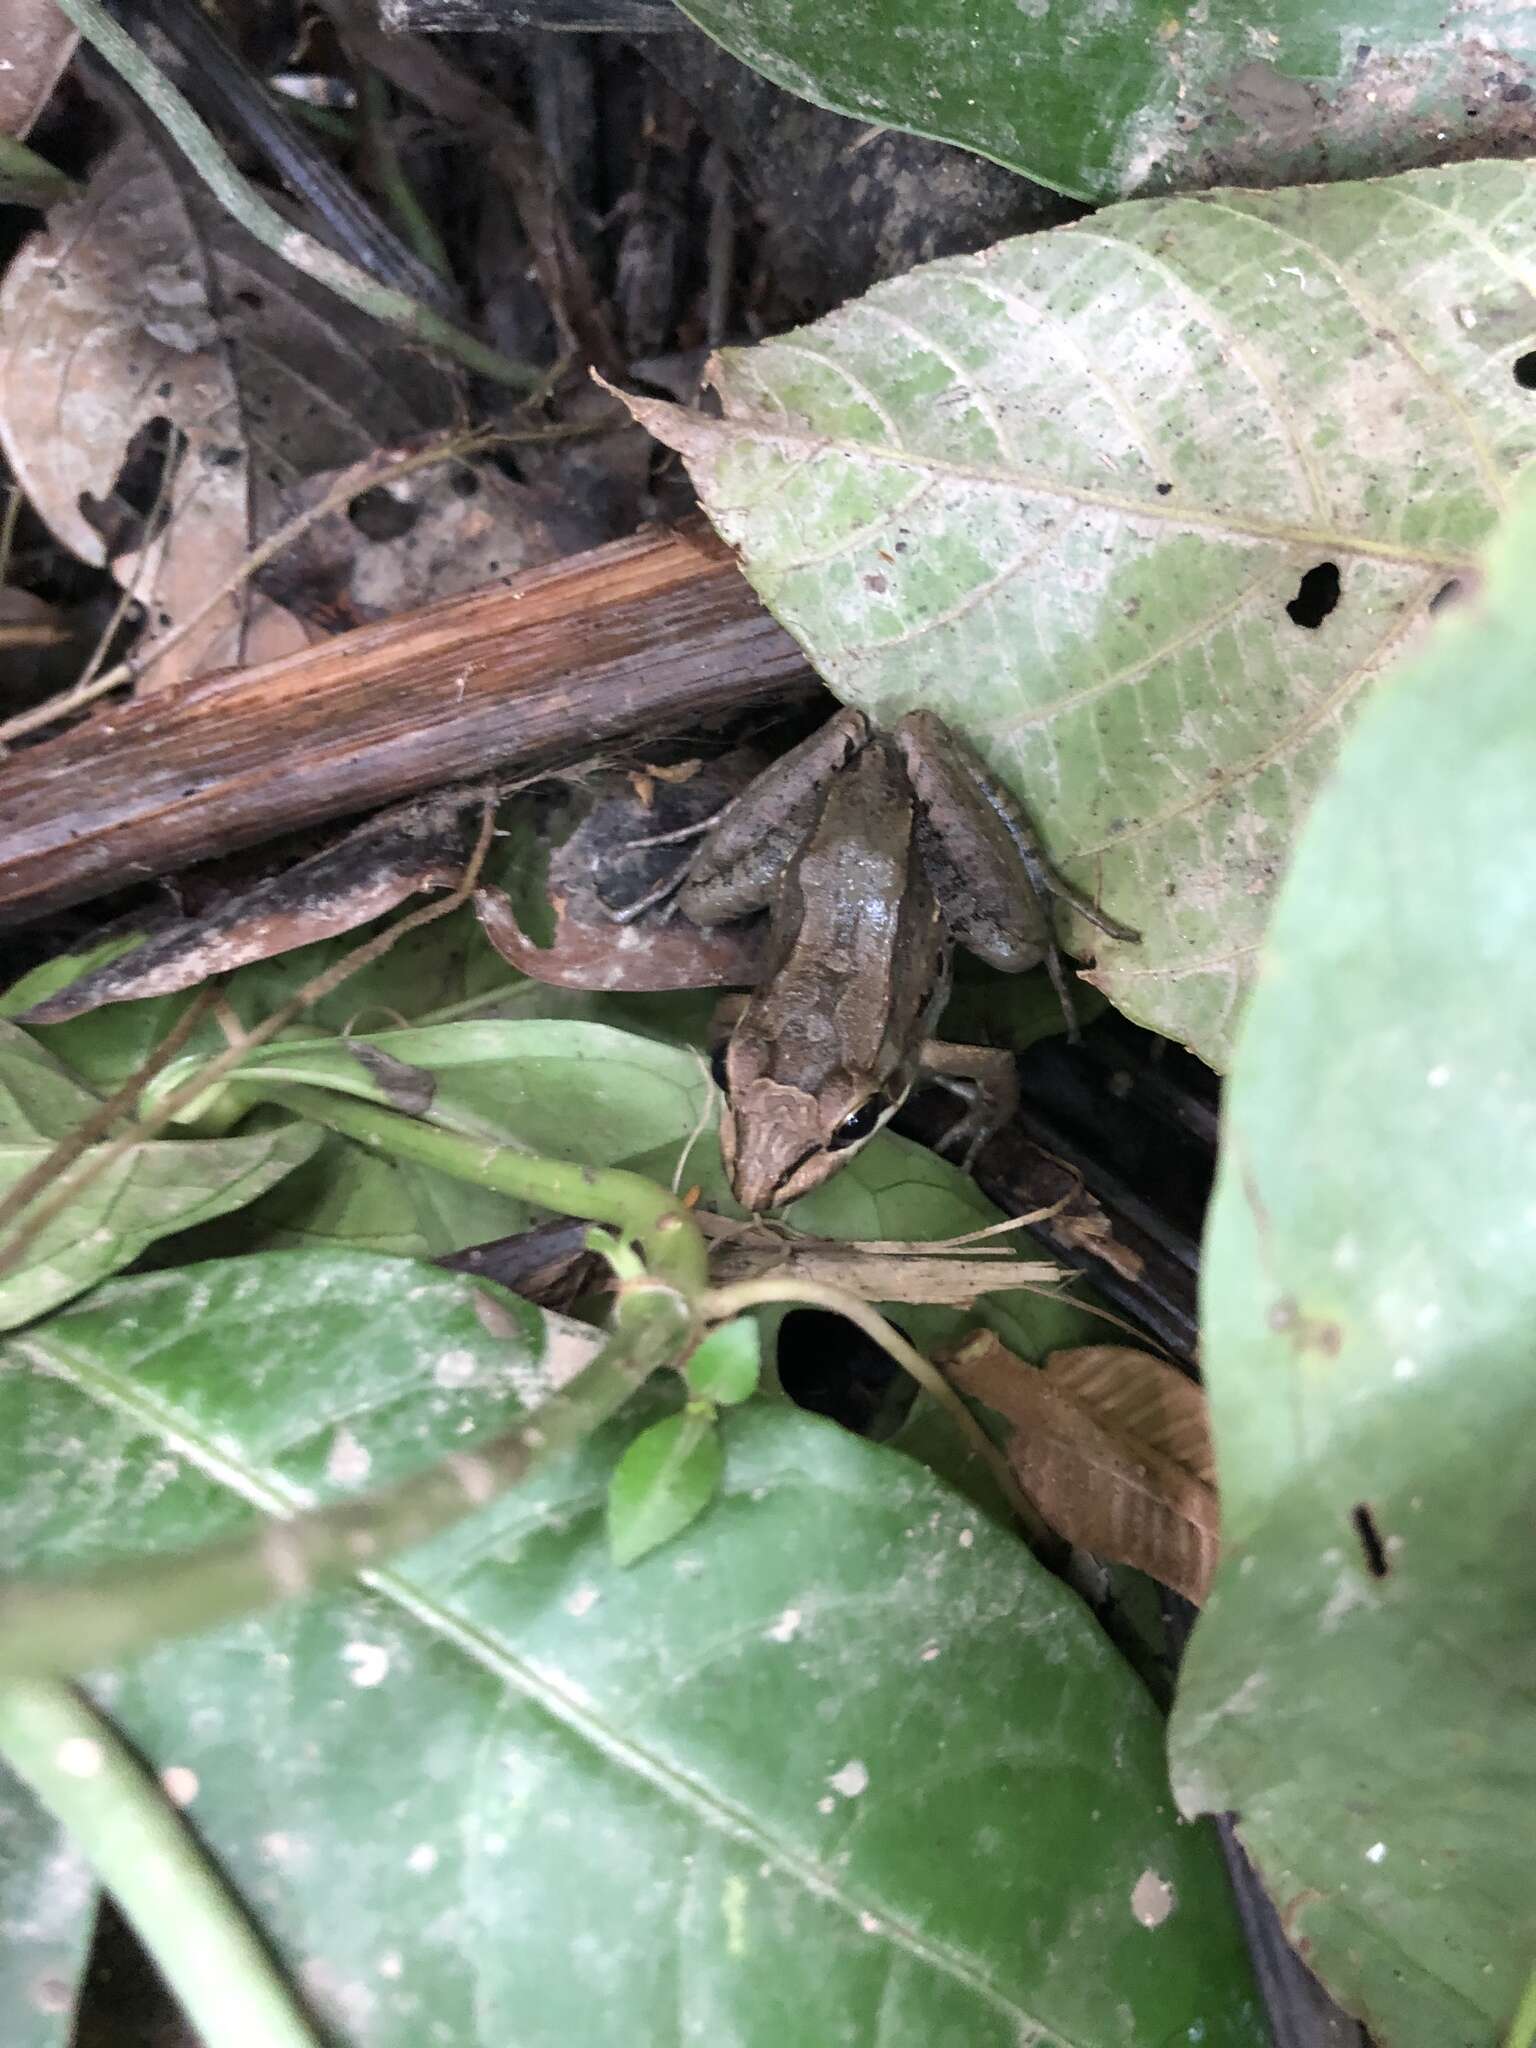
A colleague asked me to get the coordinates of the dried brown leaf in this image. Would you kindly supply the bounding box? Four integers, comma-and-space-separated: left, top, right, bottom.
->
20, 797, 475, 1023
1043, 1344, 1216, 1488
0, 0, 77, 140
0, 123, 454, 685
255, 458, 597, 632
477, 753, 769, 992
947, 1329, 1219, 1602
705, 1233, 1064, 1305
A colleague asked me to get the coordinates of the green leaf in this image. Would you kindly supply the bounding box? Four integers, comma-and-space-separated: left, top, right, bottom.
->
1, 1254, 1264, 2048
685, 1317, 762, 1405
191, 1019, 712, 1159
1168, 476, 1536, 2038
628, 160, 1531, 1067
607, 1408, 724, 1564
0, 1024, 319, 1330
673, 0, 1536, 203
0, 1766, 91, 2047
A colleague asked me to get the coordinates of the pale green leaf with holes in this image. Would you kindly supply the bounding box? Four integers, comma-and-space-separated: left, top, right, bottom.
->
627, 160, 1536, 1067
1168, 474, 1536, 2040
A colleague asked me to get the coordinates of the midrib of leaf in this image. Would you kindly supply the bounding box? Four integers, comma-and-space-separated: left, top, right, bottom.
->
714, 417, 1481, 573
18, 1336, 1086, 2046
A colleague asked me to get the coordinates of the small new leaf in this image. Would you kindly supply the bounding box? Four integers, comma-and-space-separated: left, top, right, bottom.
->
684, 1318, 761, 1406
607, 1411, 723, 1567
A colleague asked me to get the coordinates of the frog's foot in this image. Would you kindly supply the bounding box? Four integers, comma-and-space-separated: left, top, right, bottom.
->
919, 1041, 1019, 1169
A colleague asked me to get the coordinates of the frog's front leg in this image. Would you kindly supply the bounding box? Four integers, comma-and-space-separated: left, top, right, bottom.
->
918, 1038, 1020, 1169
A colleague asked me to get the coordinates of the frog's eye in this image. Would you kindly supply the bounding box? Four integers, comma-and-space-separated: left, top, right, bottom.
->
830, 1095, 888, 1151
709, 1042, 731, 1091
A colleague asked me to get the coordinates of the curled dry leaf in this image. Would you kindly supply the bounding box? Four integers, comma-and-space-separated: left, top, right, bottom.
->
947, 1327, 1219, 1601
0, 0, 77, 140
1044, 1342, 1215, 1486
0, 123, 455, 687
256, 456, 603, 633
19, 795, 477, 1023
477, 752, 770, 992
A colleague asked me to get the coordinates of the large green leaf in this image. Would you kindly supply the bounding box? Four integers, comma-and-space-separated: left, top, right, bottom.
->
1166, 476, 1536, 2040
629, 159, 1536, 1067
2, 1253, 1264, 2047
675, 0, 1536, 203
0, 1024, 318, 1330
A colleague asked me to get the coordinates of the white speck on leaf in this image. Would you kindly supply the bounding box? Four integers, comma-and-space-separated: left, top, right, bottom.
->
564, 1584, 600, 1618
377, 1952, 402, 1980
161, 1766, 199, 1806
817, 1795, 835, 1815
1426, 1065, 1451, 1088
433, 1349, 477, 1389
57, 1739, 103, 1778
1365, 1841, 1387, 1864
766, 1606, 802, 1643
406, 1842, 438, 1874
829, 1759, 869, 1799
919, 1641, 941, 1661
326, 1428, 370, 1487
859, 1910, 882, 1933
1131, 1870, 1176, 1927
958, 1527, 975, 1549
342, 1641, 390, 1688
1393, 1357, 1417, 1381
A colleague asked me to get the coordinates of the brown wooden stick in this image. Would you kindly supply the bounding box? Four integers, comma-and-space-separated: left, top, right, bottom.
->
0, 520, 817, 928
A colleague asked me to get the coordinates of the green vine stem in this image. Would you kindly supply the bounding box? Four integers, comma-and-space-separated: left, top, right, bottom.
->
0, 1679, 323, 2048
250, 1082, 708, 1297
50, 0, 540, 390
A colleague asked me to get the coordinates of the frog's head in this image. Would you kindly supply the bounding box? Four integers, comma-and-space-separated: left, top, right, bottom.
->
716, 1059, 908, 1212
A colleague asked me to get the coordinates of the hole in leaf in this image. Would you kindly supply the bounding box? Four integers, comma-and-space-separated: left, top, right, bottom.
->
347, 486, 419, 542
1429, 578, 1464, 614
1154, 480, 1173, 496
77, 415, 187, 560
1286, 562, 1341, 629
1513, 351, 1536, 389
1351, 1503, 1389, 1578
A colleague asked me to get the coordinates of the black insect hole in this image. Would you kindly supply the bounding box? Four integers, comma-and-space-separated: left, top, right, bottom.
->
1286, 562, 1341, 629
1429, 578, 1463, 614
1351, 1503, 1390, 1579
347, 485, 419, 543
77, 414, 188, 560
1513, 351, 1536, 390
